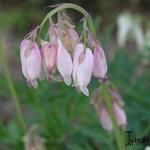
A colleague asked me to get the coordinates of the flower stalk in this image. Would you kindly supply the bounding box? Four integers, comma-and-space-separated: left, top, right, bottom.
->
83, 20, 87, 49
0, 37, 26, 133
39, 3, 96, 36
101, 83, 125, 150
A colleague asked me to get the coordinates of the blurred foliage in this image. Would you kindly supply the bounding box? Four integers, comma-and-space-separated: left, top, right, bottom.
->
0, 0, 150, 150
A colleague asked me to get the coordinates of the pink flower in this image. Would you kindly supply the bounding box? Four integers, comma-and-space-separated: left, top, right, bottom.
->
73, 43, 84, 84
93, 45, 107, 79
100, 106, 113, 132
20, 39, 41, 88
99, 102, 127, 132
113, 103, 127, 128
73, 43, 93, 96
56, 38, 73, 86
42, 41, 57, 73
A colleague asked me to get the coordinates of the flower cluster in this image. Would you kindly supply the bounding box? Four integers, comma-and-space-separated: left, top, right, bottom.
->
20, 12, 107, 96
91, 88, 127, 132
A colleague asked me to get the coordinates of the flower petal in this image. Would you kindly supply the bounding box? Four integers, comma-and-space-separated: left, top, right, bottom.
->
113, 103, 127, 128
117, 12, 132, 47
100, 107, 113, 132
20, 39, 41, 82
93, 46, 107, 78
56, 38, 73, 86
25, 43, 41, 80
73, 43, 84, 85
42, 41, 57, 72
77, 48, 93, 96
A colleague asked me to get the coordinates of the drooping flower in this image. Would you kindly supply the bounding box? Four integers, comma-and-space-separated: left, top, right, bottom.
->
87, 31, 107, 79
93, 45, 107, 79
56, 38, 73, 86
20, 39, 41, 88
91, 89, 127, 132
99, 102, 127, 132
117, 12, 144, 50
117, 12, 133, 47
73, 43, 93, 96
41, 41, 57, 73
113, 102, 127, 128
100, 105, 113, 132
99, 102, 127, 131
73, 43, 84, 85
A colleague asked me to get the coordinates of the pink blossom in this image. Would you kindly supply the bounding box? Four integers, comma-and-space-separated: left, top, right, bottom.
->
73, 43, 84, 85
100, 106, 113, 132
56, 38, 73, 86
93, 45, 107, 78
73, 43, 93, 96
20, 39, 41, 88
42, 41, 57, 72
113, 103, 127, 128
99, 102, 127, 132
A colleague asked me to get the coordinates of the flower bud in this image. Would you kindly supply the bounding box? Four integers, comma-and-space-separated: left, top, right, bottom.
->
91, 89, 127, 132
113, 102, 127, 128
87, 31, 107, 79
100, 102, 127, 132
42, 41, 57, 73
93, 45, 107, 79
20, 39, 41, 88
100, 106, 113, 132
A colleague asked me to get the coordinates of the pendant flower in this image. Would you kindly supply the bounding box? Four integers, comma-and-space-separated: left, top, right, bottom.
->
41, 41, 57, 74
88, 31, 107, 79
99, 102, 127, 132
93, 45, 107, 79
20, 39, 41, 88
56, 38, 73, 86
73, 43, 93, 96
91, 88, 127, 132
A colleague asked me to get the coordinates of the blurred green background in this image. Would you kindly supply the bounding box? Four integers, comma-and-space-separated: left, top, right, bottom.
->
0, 0, 150, 150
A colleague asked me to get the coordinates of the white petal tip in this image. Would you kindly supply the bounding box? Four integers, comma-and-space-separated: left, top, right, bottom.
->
64, 75, 72, 86
81, 87, 89, 96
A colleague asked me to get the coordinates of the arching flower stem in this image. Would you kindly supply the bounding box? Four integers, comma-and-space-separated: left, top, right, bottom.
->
39, 3, 96, 37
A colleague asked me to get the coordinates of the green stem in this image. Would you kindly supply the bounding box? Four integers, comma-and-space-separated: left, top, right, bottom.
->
101, 84, 125, 150
83, 20, 87, 49
0, 38, 26, 133
39, 3, 96, 36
